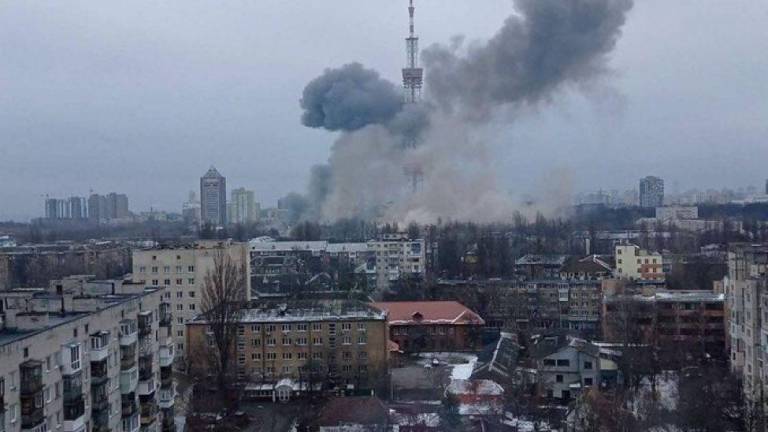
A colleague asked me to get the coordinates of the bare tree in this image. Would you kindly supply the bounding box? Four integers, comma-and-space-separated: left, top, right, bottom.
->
200, 250, 248, 394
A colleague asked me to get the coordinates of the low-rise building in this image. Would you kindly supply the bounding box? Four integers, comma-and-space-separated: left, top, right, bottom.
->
615, 244, 664, 281
371, 301, 484, 352
0, 277, 175, 432
533, 336, 601, 402
186, 301, 389, 394
603, 287, 725, 360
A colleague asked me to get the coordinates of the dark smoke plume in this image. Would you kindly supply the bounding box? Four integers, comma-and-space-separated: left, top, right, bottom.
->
422, 0, 633, 119
300, 63, 403, 131
289, 0, 634, 223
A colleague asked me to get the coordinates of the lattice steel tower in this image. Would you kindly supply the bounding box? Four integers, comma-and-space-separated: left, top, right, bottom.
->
402, 0, 424, 192
402, 0, 423, 104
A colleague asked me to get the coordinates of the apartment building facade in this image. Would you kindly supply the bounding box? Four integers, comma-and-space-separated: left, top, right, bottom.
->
725, 243, 768, 404
185, 301, 388, 395
371, 234, 426, 294
615, 244, 664, 281
0, 278, 174, 432
131, 240, 250, 366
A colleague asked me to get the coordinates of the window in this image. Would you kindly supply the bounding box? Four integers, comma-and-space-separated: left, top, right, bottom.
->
296, 324, 307, 332
343, 336, 351, 345
282, 324, 291, 332
189, 304, 196, 311
543, 359, 556, 366
176, 279, 183, 285
265, 352, 277, 360
357, 322, 366, 331
251, 325, 262, 332
341, 323, 351, 331
312, 323, 322, 331
313, 352, 322, 360
251, 353, 261, 360
266, 324, 276, 333
584, 377, 594, 386
176, 291, 183, 298
282, 352, 292, 360
164, 279, 171, 286
151, 266, 158, 273
164, 266, 171, 273
357, 335, 367, 345
176, 304, 183, 311
583, 361, 593, 370
252, 339, 261, 347
139, 266, 146, 273
70, 345, 81, 371
556, 374, 563, 383
177, 330, 183, 337
313, 337, 323, 345
298, 352, 308, 360
177, 317, 184, 324
188, 278, 195, 285
188, 266, 195, 272
282, 337, 291, 346
556, 359, 570, 367
266, 338, 276, 346
188, 291, 196, 298
176, 265, 183, 273
296, 337, 307, 346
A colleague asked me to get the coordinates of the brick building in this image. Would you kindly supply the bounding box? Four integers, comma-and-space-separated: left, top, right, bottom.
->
371, 301, 484, 352
186, 301, 389, 395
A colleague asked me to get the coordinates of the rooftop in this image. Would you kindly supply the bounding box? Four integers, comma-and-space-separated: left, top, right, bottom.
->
371, 301, 485, 326
190, 300, 386, 324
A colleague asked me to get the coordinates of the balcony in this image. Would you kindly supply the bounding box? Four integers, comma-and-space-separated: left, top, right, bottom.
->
159, 342, 175, 367
121, 367, 139, 394
158, 384, 175, 409
20, 404, 44, 430
122, 395, 138, 418
92, 387, 110, 412
90, 331, 111, 362
92, 410, 110, 432
140, 401, 158, 426
122, 412, 140, 432
139, 311, 153, 337
62, 414, 85, 432
120, 319, 138, 346
91, 360, 109, 386
138, 377, 156, 396
19, 360, 43, 396
160, 368, 172, 389
159, 304, 172, 328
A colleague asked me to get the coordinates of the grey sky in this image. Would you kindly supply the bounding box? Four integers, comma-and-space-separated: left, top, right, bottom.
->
1, 1, 767, 221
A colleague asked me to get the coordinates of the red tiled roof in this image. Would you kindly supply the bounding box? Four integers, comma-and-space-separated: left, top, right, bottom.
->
371, 301, 485, 326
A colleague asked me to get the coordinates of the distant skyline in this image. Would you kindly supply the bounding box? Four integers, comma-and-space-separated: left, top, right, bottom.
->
1, 1, 767, 221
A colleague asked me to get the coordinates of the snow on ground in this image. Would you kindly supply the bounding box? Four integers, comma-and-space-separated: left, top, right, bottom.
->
415, 352, 478, 379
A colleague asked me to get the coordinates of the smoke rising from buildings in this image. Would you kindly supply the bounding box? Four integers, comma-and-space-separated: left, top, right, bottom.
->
289, 0, 634, 223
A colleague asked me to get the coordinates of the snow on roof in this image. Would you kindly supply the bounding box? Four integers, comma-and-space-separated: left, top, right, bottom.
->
192, 301, 386, 324
370, 301, 485, 326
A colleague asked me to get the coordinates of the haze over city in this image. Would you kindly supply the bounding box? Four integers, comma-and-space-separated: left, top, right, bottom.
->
1, 0, 767, 221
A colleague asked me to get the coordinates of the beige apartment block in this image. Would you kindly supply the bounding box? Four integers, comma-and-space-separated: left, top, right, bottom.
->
132, 240, 251, 366
0, 276, 175, 432
186, 301, 388, 398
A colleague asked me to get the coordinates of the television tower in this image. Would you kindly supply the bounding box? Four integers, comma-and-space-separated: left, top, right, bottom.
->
402, 0, 424, 192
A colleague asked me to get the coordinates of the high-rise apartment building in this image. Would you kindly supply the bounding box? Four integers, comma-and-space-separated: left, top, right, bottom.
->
229, 188, 259, 224
0, 276, 175, 432
371, 233, 426, 293
131, 240, 251, 365
199, 167, 227, 227
639, 176, 664, 208
44, 197, 87, 220
725, 243, 768, 405
88, 193, 130, 222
